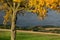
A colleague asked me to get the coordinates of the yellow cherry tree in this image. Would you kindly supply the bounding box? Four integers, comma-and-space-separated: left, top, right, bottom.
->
0, 0, 24, 40
0, 0, 60, 40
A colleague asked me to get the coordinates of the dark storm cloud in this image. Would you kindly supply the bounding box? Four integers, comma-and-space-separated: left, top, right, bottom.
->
0, 11, 60, 26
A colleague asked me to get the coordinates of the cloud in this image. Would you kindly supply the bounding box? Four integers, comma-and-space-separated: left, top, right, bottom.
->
0, 11, 60, 26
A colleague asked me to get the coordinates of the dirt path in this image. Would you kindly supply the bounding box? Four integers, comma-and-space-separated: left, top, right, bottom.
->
17, 30, 60, 35
0, 29, 60, 35
0, 29, 11, 31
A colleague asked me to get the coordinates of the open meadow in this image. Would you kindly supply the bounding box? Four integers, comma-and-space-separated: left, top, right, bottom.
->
0, 30, 60, 40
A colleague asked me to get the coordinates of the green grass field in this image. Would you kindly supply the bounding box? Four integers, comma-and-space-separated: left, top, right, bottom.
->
0, 31, 60, 40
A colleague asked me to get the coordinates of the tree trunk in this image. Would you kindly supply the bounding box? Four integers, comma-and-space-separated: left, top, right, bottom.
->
11, 12, 16, 40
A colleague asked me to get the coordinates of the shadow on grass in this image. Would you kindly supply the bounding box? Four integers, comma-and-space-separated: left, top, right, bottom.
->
0, 38, 10, 40
0, 36, 10, 40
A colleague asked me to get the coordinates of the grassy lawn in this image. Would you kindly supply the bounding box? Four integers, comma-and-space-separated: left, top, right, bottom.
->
0, 31, 60, 40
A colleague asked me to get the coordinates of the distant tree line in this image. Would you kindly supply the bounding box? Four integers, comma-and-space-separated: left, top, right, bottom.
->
0, 24, 60, 34
0, 24, 60, 29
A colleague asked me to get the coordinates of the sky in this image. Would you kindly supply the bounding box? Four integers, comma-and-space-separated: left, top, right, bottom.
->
0, 10, 60, 26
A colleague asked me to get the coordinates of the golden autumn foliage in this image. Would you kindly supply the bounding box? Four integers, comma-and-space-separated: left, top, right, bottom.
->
0, 0, 60, 24
0, 0, 60, 40
3, 9, 12, 25
28, 0, 47, 20
13, 0, 21, 2
28, 0, 60, 20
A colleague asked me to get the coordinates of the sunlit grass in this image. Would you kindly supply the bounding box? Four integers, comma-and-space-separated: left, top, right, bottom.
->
0, 31, 60, 40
